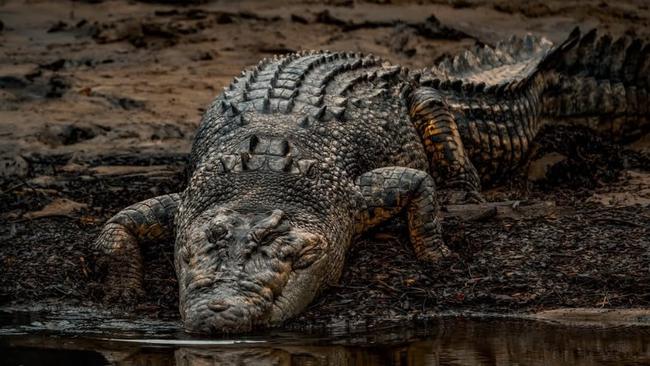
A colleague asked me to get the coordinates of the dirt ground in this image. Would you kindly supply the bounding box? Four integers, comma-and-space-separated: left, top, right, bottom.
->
1, 0, 649, 331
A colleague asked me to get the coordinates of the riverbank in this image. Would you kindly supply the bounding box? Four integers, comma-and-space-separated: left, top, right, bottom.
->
1, 0, 649, 331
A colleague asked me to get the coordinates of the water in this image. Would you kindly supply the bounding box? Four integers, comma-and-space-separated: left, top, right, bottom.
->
1, 307, 650, 365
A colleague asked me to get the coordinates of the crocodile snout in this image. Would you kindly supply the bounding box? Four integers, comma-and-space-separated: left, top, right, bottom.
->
178, 206, 334, 333
183, 295, 270, 334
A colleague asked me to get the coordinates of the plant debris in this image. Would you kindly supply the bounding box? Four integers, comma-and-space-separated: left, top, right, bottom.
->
0, 0, 648, 331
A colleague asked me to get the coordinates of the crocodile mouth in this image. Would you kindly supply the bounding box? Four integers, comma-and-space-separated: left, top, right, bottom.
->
180, 259, 322, 333
177, 207, 330, 333
181, 279, 278, 334
181, 264, 291, 333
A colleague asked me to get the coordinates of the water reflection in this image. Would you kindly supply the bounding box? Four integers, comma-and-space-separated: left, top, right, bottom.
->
2, 318, 650, 365
175, 347, 346, 366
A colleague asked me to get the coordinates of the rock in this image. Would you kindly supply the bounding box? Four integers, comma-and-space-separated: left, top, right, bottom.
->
0, 155, 29, 178
23, 198, 88, 219
28, 175, 60, 188
59, 162, 89, 173
47, 21, 68, 33
527, 152, 567, 182
45, 75, 70, 98
38, 123, 101, 146
93, 19, 143, 44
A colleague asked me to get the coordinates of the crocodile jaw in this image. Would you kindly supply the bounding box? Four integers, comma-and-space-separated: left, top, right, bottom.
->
176, 208, 332, 333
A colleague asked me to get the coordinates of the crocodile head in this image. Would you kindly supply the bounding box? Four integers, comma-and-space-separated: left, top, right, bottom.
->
175, 202, 338, 333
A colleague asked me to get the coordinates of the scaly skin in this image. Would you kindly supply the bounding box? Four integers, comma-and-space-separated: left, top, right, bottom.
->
93, 28, 649, 333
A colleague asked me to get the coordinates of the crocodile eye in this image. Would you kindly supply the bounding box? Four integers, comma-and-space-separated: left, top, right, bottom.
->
207, 223, 229, 243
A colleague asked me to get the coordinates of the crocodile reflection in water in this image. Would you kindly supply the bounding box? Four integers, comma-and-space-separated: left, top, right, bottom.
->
3, 319, 650, 365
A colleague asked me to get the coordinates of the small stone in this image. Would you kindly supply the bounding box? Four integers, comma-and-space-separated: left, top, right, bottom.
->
0, 155, 29, 178
527, 152, 567, 182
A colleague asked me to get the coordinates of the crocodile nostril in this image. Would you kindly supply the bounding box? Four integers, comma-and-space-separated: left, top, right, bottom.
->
208, 300, 230, 313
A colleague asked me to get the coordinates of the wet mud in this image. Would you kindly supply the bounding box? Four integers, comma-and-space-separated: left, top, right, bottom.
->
1, 0, 649, 333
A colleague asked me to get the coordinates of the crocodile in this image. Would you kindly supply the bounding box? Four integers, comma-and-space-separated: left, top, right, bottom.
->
93, 28, 649, 333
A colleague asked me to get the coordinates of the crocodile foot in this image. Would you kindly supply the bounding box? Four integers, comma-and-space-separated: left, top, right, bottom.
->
93, 222, 146, 305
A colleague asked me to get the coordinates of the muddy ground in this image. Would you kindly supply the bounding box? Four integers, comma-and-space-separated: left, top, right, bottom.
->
0, 0, 649, 331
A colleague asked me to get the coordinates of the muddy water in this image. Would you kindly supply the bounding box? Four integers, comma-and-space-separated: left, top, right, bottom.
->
1, 309, 650, 365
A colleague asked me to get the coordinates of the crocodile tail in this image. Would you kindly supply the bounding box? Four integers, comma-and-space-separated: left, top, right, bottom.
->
419, 35, 554, 182
417, 29, 648, 183
538, 28, 650, 141
430, 33, 554, 86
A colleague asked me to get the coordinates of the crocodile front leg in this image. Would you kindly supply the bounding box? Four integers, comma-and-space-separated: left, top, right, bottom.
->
93, 193, 180, 302
355, 167, 450, 263
408, 87, 483, 203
